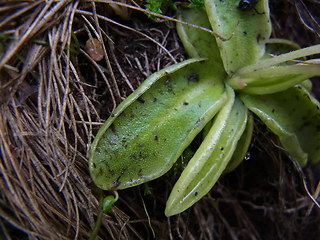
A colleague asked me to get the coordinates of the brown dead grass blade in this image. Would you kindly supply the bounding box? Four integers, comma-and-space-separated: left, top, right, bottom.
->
0, 0, 182, 239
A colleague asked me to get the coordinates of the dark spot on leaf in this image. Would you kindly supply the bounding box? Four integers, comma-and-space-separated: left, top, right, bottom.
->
183, 102, 189, 105
220, 147, 224, 151
195, 192, 198, 196
153, 98, 157, 102
130, 153, 138, 161
96, 167, 103, 176
272, 109, 275, 113
165, 77, 174, 92
121, 167, 127, 175
256, 34, 261, 43
139, 152, 143, 158
137, 97, 145, 103
238, 0, 256, 10
111, 180, 121, 190
108, 140, 116, 146
154, 135, 158, 141
299, 121, 311, 130
110, 123, 116, 133
96, 148, 102, 154
195, 117, 204, 128
187, 73, 199, 82
136, 143, 144, 148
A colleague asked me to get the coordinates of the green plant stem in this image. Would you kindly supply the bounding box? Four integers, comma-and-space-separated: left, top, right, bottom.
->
89, 208, 105, 240
89, 192, 118, 240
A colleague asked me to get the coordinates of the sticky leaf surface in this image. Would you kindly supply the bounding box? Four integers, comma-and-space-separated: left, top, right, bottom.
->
89, 60, 227, 190
205, 0, 271, 74
240, 86, 320, 166
165, 87, 248, 216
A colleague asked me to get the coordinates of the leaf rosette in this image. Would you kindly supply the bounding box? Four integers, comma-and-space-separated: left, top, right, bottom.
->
89, 0, 320, 216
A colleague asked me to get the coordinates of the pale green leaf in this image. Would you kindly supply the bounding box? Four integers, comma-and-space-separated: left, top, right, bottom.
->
240, 86, 320, 166
177, 8, 223, 68
89, 59, 227, 190
165, 86, 248, 216
204, 0, 271, 74
224, 112, 253, 173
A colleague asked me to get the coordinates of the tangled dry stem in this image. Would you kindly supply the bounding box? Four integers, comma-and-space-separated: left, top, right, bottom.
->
0, 1, 183, 239
0, 0, 319, 239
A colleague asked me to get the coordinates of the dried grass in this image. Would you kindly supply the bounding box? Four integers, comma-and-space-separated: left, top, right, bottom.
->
0, 0, 319, 239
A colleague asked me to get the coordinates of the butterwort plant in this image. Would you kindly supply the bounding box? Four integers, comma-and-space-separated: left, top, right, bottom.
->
89, 0, 320, 217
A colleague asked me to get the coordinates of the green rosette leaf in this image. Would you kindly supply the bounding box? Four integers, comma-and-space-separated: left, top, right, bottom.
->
177, 8, 223, 68
224, 112, 254, 173
204, 0, 271, 74
165, 86, 248, 216
240, 86, 320, 166
89, 59, 227, 190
